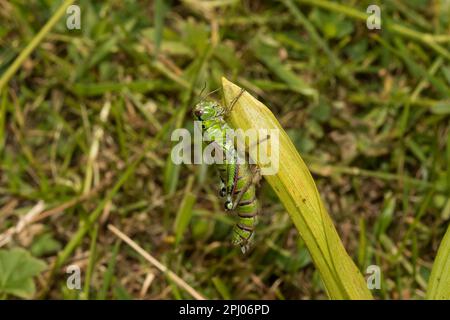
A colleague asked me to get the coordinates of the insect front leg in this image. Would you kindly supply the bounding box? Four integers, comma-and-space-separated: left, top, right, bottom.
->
223, 157, 238, 212
219, 180, 226, 197
216, 163, 228, 198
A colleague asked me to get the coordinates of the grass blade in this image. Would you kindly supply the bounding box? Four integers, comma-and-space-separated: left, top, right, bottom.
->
154, 0, 170, 58
97, 241, 121, 300
251, 36, 317, 99
0, 0, 76, 91
296, 0, 450, 61
173, 175, 196, 246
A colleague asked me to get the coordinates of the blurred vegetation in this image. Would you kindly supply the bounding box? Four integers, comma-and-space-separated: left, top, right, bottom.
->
0, 0, 449, 299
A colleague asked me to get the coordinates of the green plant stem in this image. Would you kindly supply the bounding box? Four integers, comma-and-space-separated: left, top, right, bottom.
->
307, 160, 441, 191
83, 224, 99, 299
0, 0, 75, 92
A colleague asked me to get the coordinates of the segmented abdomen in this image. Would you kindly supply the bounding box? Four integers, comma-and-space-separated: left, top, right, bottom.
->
231, 163, 258, 254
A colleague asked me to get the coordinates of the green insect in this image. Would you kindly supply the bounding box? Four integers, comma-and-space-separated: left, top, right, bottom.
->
193, 97, 259, 254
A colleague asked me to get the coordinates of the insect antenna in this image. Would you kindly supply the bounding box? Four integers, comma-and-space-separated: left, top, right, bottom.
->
195, 85, 221, 105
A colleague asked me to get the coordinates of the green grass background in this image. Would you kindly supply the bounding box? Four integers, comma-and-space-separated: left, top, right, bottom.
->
0, 0, 449, 299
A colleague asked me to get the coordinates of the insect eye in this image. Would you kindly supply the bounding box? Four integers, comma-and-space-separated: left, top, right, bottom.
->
194, 109, 203, 118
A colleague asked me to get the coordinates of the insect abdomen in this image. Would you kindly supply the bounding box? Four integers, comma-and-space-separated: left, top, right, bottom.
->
231, 164, 258, 254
